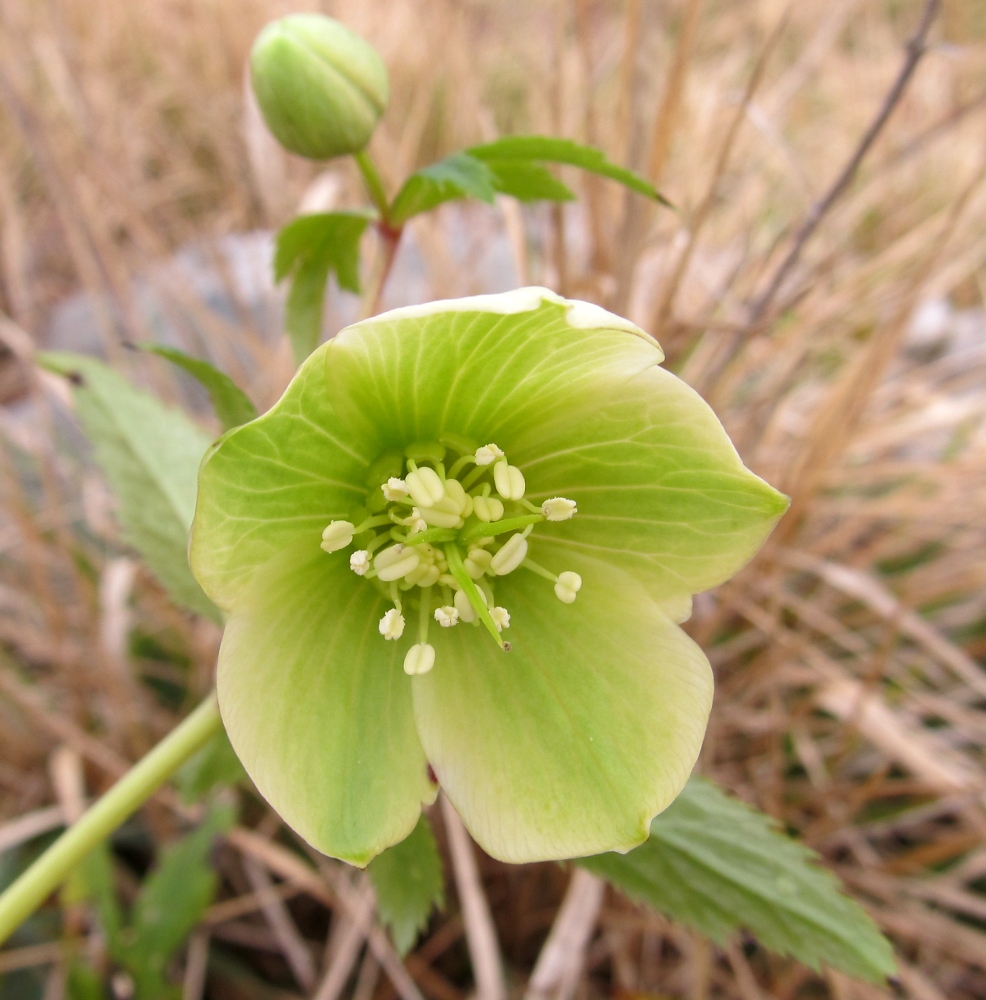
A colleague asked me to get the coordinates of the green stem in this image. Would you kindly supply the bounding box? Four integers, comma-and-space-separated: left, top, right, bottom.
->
355, 150, 390, 219
444, 544, 504, 649
460, 514, 544, 544
0, 693, 223, 946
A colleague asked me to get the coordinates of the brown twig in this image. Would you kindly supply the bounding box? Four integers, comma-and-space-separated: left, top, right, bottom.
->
747, 0, 940, 324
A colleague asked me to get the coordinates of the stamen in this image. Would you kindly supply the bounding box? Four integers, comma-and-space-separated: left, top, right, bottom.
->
383, 477, 408, 501
321, 520, 355, 553
454, 587, 478, 623
403, 643, 435, 676
493, 461, 526, 501
405, 467, 445, 508
379, 608, 405, 640
463, 547, 493, 579
443, 478, 472, 517
472, 495, 504, 523
434, 606, 459, 628
474, 443, 504, 466
490, 533, 528, 576
490, 606, 511, 632
374, 544, 420, 582
542, 497, 578, 521
349, 550, 370, 576
418, 496, 463, 529
554, 571, 583, 605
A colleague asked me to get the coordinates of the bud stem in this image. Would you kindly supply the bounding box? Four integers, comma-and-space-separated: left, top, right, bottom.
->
355, 150, 390, 219
0, 693, 223, 945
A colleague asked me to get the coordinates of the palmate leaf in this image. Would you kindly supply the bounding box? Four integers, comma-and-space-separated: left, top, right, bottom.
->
39, 352, 221, 624
388, 134, 663, 225
274, 211, 373, 365
368, 814, 445, 955
578, 778, 896, 984
137, 344, 257, 431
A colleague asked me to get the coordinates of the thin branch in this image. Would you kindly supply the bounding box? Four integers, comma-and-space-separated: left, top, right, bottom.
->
748, 0, 940, 324
524, 869, 605, 1000
313, 878, 376, 1000
440, 795, 507, 1000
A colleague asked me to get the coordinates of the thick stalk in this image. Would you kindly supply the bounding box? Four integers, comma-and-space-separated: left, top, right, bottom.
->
0, 693, 223, 945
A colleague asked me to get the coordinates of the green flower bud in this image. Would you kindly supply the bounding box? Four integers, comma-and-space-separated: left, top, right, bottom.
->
250, 14, 389, 161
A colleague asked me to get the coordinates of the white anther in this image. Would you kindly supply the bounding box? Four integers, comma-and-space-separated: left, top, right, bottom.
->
472, 495, 504, 523
464, 547, 493, 579
554, 571, 582, 604
490, 533, 528, 576
383, 477, 408, 502
419, 495, 463, 529
405, 467, 445, 508
379, 608, 406, 641
434, 606, 459, 628
490, 606, 511, 631
320, 520, 355, 553
474, 443, 504, 466
454, 586, 486, 623
403, 643, 436, 676
493, 461, 526, 501
442, 478, 471, 516
374, 544, 421, 582
415, 565, 441, 588
408, 508, 428, 533
542, 497, 578, 521
349, 550, 370, 576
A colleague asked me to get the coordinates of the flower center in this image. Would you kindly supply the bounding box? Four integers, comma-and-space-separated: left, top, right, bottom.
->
319, 437, 580, 676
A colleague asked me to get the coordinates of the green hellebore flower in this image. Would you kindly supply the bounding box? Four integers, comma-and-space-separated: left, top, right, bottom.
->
250, 14, 389, 161
190, 288, 788, 866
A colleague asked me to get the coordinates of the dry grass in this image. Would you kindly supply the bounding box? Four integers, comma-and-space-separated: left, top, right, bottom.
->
1, 0, 986, 997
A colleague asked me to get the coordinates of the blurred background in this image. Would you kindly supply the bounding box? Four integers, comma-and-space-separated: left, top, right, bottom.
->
1, 0, 985, 997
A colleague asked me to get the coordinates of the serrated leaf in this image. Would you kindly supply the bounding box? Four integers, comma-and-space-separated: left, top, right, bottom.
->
389, 153, 497, 225
176, 728, 248, 803
129, 803, 235, 985
137, 344, 257, 432
274, 212, 372, 366
38, 352, 221, 624
577, 778, 896, 984
469, 135, 669, 205
367, 815, 444, 955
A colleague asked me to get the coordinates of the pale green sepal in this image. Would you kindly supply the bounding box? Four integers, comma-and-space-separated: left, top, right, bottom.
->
190, 342, 374, 610
411, 559, 713, 863
323, 289, 661, 458
39, 351, 221, 623
217, 543, 436, 866
520, 363, 789, 602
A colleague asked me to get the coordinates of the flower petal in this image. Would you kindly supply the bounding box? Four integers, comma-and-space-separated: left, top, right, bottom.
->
322, 288, 663, 455
518, 364, 789, 601
217, 543, 435, 865
412, 558, 713, 863
190, 344, 374, 609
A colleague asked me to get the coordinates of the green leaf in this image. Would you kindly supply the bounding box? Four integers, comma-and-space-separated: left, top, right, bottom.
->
274, 211, 372, 365
137, 344, 257, 431
368, 815, 445, 955
577, 778, 897, 984
176, 727, 248, 803
65, 963, 105, 1000
468, 135, 669, 204
389, 153, 497, 225
76, 843, 124, 950
39, 352, 221, 624
484, 159, 575, 202
129, 803, 235, 977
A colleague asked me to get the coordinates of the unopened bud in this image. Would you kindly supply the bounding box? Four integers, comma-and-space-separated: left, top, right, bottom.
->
250, 14, 389, 161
